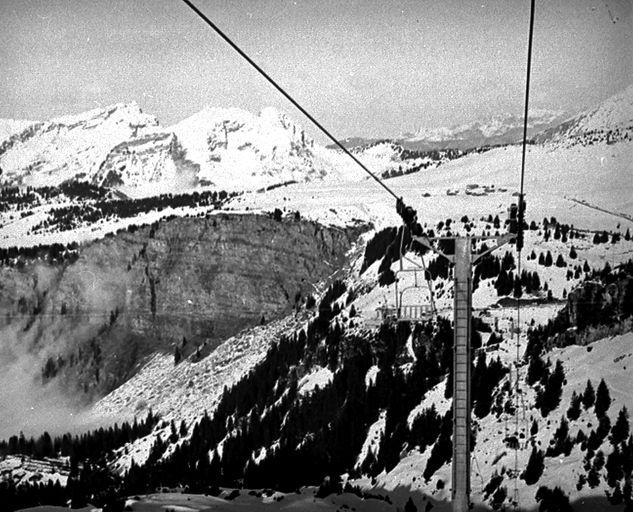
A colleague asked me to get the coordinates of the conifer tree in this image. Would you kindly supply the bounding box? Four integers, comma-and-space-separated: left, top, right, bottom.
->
587, 466, 601, 488
544, 251, 553, 267
423, 414, 452, 481
547, 417, 573, 457
521, 446, 545, 485
608, 482, 624, 505
582, 380, 596, 409
536, 360, 565, 416
535, 486, 572, 512
622, 437, 633, 479
576, 429, 587, 446
594, 450, 606, 471
596, 378, 612, 418
587, 429, 602, 453
598, 415, 612, 443
611, 407, 630, 446
404, 496, 418, 512
491, 486, 507, 510
527, 354, 546, 386
623, 478, 633, 510
606, 446, 624, 487
530, 419, 539, 437
567, 391, 582, 421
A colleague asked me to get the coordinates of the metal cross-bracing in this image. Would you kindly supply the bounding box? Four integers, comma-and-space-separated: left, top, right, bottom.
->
413, 233, 513, 512
452, 237, 473, 512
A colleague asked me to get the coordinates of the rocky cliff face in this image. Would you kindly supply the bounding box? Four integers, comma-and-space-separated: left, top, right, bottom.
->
567, 275, 633, 329
0, 213, 363, 405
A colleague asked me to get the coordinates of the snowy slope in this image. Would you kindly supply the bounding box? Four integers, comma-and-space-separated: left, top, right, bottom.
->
363, 331, 633, 511
0, 103, 159, 189
232, 137, 633, 233
171, 106, 335, 190
114, 489, 401, 512
536, 84, 633, 145
90, 315, 305, 432
0, 455, 69, 487
93, 131, 199, 197
0, 119, 38, 144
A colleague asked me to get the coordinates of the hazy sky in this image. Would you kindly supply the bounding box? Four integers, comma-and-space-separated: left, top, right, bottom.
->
0, 0, 630, 138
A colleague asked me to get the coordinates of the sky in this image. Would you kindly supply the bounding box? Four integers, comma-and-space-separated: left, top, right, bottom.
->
0, 0, 631, 139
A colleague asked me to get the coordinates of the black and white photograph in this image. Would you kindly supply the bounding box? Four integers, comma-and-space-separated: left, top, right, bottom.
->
0, 1, 632, 510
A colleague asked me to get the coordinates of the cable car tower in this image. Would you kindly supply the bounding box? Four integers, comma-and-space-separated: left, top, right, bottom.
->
396, 197, 524, 512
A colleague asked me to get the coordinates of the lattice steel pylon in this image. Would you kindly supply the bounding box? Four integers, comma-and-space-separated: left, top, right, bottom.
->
414, 233, 512, 512
452, 237, 473, 512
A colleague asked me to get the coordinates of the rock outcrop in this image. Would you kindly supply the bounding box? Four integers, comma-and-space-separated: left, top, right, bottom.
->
0, 213, 364, 403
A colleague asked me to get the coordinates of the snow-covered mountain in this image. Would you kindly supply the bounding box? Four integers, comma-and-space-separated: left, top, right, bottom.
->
334, 109, 568, 152
0, 104, 365, 196
535, 84, 633, 146
399, 109, 567, 151
0, 119, 38, 144
0, 103, 160, 190
170, 105, 363, 190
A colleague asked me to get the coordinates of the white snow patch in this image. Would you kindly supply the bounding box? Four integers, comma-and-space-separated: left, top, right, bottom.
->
298, 366, 334, 396
356, 409, 386, 469
365, 365, 380, 388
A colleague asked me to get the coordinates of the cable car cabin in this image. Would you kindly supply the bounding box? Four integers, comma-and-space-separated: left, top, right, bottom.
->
374, 303, 434, 324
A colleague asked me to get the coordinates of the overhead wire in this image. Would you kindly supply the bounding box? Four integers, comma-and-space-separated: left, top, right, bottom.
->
512, 0, 536, 509
178, 0, 400, 203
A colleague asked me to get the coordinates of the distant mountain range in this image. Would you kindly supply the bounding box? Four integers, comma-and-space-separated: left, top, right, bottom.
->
334, 109, 569, 151
535, 85, 633, 145
1, 85, 631, 197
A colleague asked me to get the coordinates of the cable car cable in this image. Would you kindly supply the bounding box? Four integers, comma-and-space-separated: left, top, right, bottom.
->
178, 0, 400, 202
512, 1, 536, 509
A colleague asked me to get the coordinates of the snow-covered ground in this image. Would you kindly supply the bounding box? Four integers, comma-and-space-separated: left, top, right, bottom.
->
0, 455, 69, 487
112, 489, 401, 512
230, 139, 633, 233
298, 366, 334, 396
0, 203, 222, 249
91, 315, 304, 425
353, 330, 633, 511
